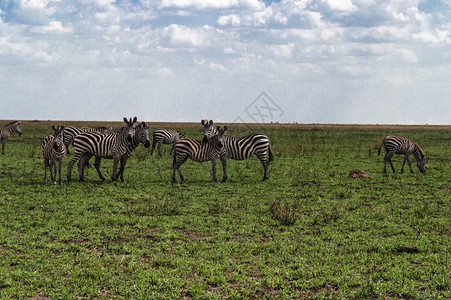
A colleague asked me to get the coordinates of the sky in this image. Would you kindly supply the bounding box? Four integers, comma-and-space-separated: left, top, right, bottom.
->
1, 0, 450, 125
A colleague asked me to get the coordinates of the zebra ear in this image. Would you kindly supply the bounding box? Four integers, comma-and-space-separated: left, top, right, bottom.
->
123, 117, 128, 123
209, 120, 213, 126
133, 117, 137, 123
52, 125, 56, 131
224, 126, 227, 132
201, 119, 206, 126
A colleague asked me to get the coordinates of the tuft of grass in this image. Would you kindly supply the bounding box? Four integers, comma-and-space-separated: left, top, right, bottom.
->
269, 198, 300, 225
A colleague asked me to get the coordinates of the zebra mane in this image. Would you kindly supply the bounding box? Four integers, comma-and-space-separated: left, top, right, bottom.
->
4, 121, 20, 127
414, 143, 425, 159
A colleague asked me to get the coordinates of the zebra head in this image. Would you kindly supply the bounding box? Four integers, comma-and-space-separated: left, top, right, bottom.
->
415, 144, 426, 173
123, 117, 137, 141
201, 119, 216, 141
15, 121, 22, 136
51, 125, 64, 150
135, 122, 151, 148
208, 126, 227, 149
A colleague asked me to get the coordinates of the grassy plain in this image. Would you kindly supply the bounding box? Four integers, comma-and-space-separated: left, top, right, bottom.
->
0, 120, 450, 299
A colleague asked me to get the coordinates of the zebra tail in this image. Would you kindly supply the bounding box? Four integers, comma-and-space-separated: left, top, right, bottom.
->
172, 148, 177, 166
268, 143, 274, 164
151, 137, 157, 155
377, 144, 382, 156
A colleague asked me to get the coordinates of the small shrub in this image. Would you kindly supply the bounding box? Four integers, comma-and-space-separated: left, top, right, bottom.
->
269, 198, 299, 225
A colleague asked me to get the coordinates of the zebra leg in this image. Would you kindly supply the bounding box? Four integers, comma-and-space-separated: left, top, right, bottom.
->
173, 156, 188, 182
220, 157, 228, 183
258, 154, 270, 181
111, 157, 120, 181
94, 157, 106, 181
57, 159, 63, 185
157, 142, 162, 156
64, 142, 70, 154
1, 140, 5, 155
384, 151, 395, 173
77, 154, 91, 181
151, 138, 157, 155
118, 157, 128, 182
170, 143, 175, 155
402, 155, 413, 173
67, 152, 83, 182
50, 160, 56, 184
43, 159, 49, 182
211, 159, 218, 182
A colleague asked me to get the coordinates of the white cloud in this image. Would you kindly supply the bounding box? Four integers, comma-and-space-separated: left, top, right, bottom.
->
159, 0, 265, 10
31, 21, 73, 34
163, 24, 206, 47
217, 14, 241, 26
269, 43, 294, 57
209, 62, 226, 71
0, 0, 450, 124
158, 67, 175, 76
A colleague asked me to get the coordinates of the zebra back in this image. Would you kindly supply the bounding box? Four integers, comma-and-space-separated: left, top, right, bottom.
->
153, 129, 184, 143
81, 126, 114, 135
72, 117, 136, 159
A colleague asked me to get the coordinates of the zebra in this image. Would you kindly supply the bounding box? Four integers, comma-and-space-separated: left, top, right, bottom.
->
1, 121, 22, 155
42, 125, 66, 185
67, 117, 137, 182
63, 126, 113, 154
378, 135, 426, 173
202, 120, 274, 181
151, 128, 184, 156
78, 122, 151, 182
172, 126, 227, 183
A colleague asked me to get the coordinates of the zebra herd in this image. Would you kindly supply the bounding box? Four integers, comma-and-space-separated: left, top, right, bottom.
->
0, 119, 427, 185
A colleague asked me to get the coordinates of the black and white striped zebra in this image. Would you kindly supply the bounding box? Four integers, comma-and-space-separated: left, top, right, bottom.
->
78, 122, 151, 182
378, 135, 426, 173
172, 126, 227, 183
67, 117, 137, 182
42, 125, 66, 185
1, 121, 22, 155
63, 126, 113, 154
202, 120, 274, 181
151, 128, 184, 156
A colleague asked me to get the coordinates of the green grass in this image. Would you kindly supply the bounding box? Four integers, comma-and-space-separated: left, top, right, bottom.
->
0, 121, 450, 299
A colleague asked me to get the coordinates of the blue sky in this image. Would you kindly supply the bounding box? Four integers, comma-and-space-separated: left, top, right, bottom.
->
1, 0, 450, 124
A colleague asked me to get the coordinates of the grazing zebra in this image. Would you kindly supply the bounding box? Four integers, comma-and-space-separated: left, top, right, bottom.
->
151, 128, 184, 156
67, 117, 137, 182
1, 121, 22, 155
202, 120, 274, 181
63, 126, 113, 154
78, 122, 151, 182
378, 135, 426, 173
42, 125, 66, 185
172, 126, 227, 183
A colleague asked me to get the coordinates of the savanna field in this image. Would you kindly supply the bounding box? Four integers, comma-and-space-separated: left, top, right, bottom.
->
0, 120, 450, 299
